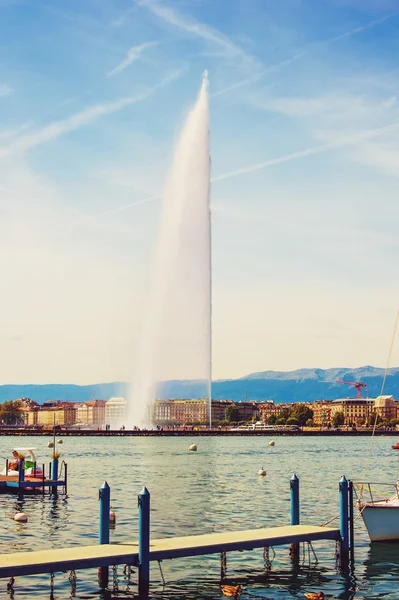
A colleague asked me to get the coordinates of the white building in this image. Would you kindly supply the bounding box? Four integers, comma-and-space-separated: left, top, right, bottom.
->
105, 397, 127, 427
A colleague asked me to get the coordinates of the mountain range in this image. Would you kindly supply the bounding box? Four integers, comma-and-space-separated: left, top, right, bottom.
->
1, 366, 398, 404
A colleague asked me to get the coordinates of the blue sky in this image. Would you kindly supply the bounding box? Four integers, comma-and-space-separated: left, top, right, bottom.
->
1, 0, 399, 384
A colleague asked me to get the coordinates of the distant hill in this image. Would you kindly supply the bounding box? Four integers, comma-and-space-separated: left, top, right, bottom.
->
1, 366, 399, 404
0, 383, 126, 404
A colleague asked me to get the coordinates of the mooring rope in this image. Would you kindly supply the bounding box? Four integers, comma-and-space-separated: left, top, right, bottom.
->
158, 560, 166, 586
363, 307, 399, 481
320, 513, 339, 527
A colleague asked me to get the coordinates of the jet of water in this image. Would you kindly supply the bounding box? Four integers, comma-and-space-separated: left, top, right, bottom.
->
127, 72, 211, 428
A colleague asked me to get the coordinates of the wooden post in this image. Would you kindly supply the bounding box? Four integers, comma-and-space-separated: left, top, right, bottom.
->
339, 475, 349, 569
289, 473, 300, 562
98, 481, 110, 588
138, 487, 150, 598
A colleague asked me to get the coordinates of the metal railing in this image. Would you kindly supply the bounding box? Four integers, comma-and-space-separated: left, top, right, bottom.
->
353, 480, 399, 504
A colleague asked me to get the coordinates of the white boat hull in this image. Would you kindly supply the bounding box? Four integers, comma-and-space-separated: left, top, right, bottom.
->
360, 498, 399, 542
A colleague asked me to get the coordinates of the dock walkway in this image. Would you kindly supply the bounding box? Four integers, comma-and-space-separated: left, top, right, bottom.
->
0, 524, 340, 578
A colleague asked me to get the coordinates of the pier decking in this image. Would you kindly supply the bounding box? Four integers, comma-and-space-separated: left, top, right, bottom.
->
0, 475, 65, 491
0, 456, 67, 494
0, 524, 340, 578
0, 476, 353, 599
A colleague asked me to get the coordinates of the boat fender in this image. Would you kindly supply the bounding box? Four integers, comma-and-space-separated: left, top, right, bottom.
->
14, 512, 28, 522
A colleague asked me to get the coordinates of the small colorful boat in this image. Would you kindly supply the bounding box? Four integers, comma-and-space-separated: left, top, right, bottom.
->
392, 443, 399, 450
1, 448, 43, 478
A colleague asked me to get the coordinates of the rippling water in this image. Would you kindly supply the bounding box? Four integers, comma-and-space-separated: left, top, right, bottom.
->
0, 435, 398, 599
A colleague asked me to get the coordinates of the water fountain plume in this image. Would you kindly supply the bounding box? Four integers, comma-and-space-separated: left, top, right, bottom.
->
127, 73, 211, 428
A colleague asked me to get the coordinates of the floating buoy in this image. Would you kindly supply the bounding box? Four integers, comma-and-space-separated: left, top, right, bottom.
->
48, 441, 54, 448
14, 512, 28, 522
268, 440, 275, 447
258, 467, 267, 476
57, 439, 63, 444
110, 510, 116, 524
189, 444, 197, 452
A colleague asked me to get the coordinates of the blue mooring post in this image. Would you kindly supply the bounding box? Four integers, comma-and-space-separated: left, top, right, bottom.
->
51, 458, 58, 496
138, 487, 150, 598
98, 481, 110, 589
339, 475, 349, 569
18, 459, 25, 488
289, 473, 300, 562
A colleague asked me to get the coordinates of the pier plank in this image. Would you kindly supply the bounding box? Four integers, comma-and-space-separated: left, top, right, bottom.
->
149, 525, 340, 560
0, 525, 339, 578
0, 544, 139, 578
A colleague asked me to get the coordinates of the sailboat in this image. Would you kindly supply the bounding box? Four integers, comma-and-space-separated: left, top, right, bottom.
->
355, 481, 399, 542
355, 310, 399, 542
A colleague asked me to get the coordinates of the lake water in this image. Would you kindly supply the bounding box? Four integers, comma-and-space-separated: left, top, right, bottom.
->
0, 435, 398, 599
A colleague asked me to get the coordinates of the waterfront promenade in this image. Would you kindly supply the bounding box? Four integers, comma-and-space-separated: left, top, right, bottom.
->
0, 427, 396, 436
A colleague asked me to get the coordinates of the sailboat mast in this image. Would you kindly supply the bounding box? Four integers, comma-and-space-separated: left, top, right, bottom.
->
208, 157, 212, 430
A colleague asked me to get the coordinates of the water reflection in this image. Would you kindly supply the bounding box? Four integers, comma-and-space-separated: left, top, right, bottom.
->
0, 436, 398, 599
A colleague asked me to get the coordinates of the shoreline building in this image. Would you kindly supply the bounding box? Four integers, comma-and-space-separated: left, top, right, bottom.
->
26, 403, 77, 427
105, 397, 126, 427
331, 398, 376, 425
76, 400, 106, 427
373, 395, 398, 421
151, 399, 259, 425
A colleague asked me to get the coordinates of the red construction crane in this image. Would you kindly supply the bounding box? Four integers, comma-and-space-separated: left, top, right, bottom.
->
335, 380, 368, 398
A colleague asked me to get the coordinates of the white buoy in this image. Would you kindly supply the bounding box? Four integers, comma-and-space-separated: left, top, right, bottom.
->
57, 439, 63, 444
14, 512, 28, 522
110, 510, 116, 524
189, 443, 197, 451
268, 440, 275, 447
48, 441, 54, 448
258, 467, 267, 476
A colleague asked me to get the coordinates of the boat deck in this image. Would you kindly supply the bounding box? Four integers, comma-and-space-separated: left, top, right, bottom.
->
0, 524, 340, 578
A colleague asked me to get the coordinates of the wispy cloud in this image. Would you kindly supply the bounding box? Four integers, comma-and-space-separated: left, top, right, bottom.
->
0, 122, 33, 140
107, 41, 160, 77
213, 121, 399, 182
136, 0, 258, 66
212, 54, 304, 98
110, 6, 136, 27
0, 71, 181, 156
0, 83, 13, 97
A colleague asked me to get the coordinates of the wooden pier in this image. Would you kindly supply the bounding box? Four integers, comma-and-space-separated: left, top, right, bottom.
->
0, 475, 353, 598
0, 524, 340, 579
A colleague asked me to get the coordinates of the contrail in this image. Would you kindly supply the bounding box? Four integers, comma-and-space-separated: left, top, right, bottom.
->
83, 120, 399, 218
213, 12, 398, 98
212, 121, 399, 182
98, 194, 160, 217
